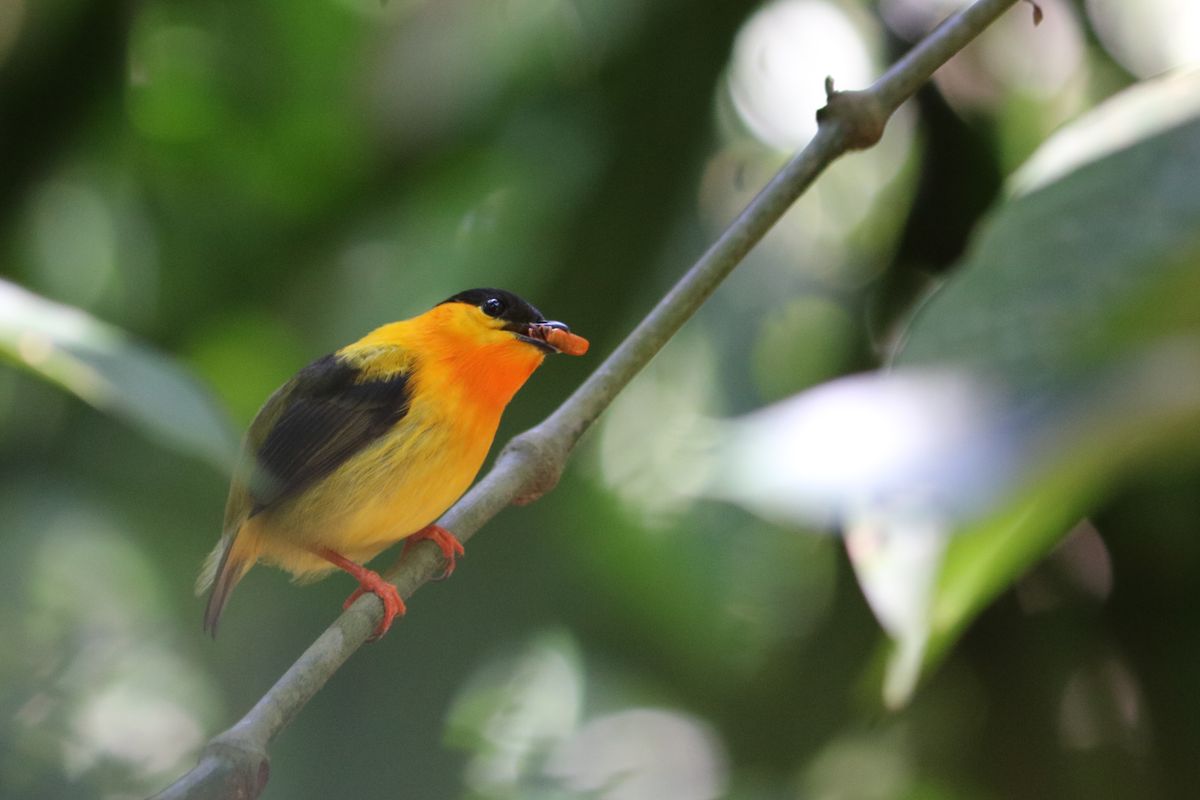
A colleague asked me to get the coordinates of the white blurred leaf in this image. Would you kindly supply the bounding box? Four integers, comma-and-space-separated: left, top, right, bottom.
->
545, 709, 728, 800
0, 279, 237, 471
714, 370, 1014, 529
446, 632, 583, 796
845, 514, 947, 709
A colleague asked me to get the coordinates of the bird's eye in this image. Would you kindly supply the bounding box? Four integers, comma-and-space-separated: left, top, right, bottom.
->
482, 296, 506, 318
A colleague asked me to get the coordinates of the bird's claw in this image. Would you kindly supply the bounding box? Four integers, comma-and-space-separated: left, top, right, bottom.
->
342, 570, 406, 641
403, 525, 465, 581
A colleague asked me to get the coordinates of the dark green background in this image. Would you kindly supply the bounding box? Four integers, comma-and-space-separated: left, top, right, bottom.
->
2, 1, 1198, 798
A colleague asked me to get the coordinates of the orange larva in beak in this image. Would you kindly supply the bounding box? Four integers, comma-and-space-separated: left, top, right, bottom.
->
519, 321, 589, 356
543, 327, 589, 356
528, 321, 592, 357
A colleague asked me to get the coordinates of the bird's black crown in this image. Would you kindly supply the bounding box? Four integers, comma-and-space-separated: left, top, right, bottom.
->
440, 288, 546, 325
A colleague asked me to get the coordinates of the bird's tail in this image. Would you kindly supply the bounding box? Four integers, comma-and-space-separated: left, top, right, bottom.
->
196, 528, 255, 638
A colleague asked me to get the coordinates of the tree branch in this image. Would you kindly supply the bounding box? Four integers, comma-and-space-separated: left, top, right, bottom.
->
153, 1, 1026, 796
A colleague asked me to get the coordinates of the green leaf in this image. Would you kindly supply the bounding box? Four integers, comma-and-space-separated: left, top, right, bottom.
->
0, 279, 238, 471
865, 70, 1200, 703
898, 75, 1200, 391
926, 342, 1200, 669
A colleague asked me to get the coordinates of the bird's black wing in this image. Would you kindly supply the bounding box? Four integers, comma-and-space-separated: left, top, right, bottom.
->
241, 354, 413, 515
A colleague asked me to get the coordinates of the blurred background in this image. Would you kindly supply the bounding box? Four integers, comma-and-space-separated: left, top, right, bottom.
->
2, 0, 1200, 798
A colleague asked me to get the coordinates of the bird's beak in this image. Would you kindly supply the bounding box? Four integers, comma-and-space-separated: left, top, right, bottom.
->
507, 320, 589, 356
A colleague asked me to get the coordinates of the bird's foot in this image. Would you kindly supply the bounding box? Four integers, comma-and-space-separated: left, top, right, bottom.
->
341, 572, 406, 640
402, 524, 465, 580
318, 548, 406, 640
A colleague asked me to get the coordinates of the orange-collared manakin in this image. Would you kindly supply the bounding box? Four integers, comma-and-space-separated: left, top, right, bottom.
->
197, 288, 589, 638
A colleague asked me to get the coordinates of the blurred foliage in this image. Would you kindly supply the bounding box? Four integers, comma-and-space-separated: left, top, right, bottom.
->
900, 69, 1200, 687
0, 279, 237, 470
2, 1, 1200, 800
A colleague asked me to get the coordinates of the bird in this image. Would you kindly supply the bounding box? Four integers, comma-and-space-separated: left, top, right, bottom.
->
196, 288, 588, 639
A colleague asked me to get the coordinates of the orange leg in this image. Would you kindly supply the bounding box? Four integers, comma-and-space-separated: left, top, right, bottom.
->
317, 548, 405, 640
402, 524, 465, 580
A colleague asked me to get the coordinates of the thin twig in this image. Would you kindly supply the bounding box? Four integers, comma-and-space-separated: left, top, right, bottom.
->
153, 1, 1023, 796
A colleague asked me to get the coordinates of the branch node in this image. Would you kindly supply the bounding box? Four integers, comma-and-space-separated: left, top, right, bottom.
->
207, 733, 271, 794
501, 429, 566, 506
817, 78, 888, 151
151, 735, 269, 800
